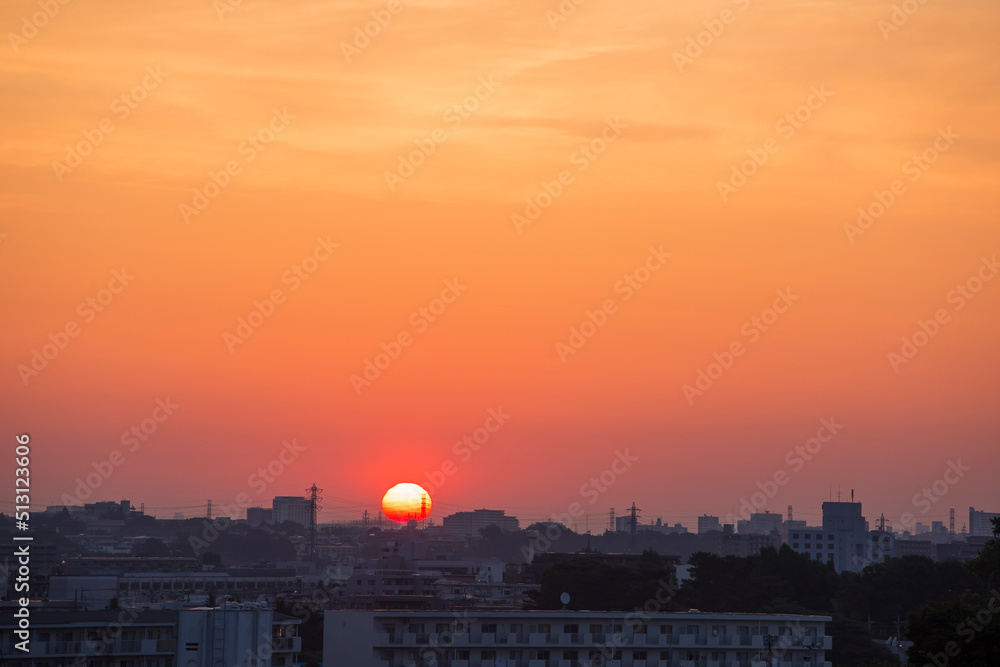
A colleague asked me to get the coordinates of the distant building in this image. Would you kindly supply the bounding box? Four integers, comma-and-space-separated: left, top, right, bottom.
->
721, 532, 781, 558
621, 517, 688, 535
49, 569, 300, 607
895, 539, 935, 559
0, 604, 300, 667
441, 509, 519, 537
783, 502, 869, 573
641, 522, 688, 536
697, 514, 721, 533
736, 512, 783, 535
969, 507, 1000, 537
272, 496, 312, 527
864, 530, 896, 568
247, 506, 273, 527
325, 609, 833, 667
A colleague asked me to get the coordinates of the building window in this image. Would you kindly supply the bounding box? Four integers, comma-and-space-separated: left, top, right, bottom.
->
564, 623, 579, 634
482, 623, 497, 634
185, 642, 198, 651
634, 650, 647, 659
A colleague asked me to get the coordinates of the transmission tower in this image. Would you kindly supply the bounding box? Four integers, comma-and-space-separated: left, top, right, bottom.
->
609, 508, 615, 532
306, 484, 323, 562
206, 500, 212, 520
949, 508, 955, 537
629, 502, 641, 553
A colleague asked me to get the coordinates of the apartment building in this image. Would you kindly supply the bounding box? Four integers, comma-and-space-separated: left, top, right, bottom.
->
325, 610, 832, 667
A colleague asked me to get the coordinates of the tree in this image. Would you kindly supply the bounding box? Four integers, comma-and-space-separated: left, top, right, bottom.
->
906, 519, 1000, 665
204, 590, 217, 607
104, 595, 121, 610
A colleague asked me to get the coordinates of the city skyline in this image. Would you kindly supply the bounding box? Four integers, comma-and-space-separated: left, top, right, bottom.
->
4, 0, 999, 555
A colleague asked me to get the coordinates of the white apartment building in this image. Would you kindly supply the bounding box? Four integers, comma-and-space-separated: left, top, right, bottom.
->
783, 502, 870, 573
325, 610, 832, 667
0, 603, 301, 667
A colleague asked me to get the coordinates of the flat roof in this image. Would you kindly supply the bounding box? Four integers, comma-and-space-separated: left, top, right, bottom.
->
330, 610, 833, 621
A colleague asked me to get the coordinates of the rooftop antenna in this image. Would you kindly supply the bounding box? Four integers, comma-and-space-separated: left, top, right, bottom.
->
851, 489, 854, 503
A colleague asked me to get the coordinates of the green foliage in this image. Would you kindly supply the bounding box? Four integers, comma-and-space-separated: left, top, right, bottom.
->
966, 517, 1000, 590
527, 550, 679, 612
677, 545, 839, 613
835, 556, 979, 625
906, 519, 1000, 666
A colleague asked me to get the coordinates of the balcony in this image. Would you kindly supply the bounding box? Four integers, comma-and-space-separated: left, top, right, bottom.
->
273, 636, 302, 652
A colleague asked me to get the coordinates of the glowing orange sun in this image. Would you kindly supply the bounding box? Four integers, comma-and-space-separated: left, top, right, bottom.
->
381, 483, 432, 523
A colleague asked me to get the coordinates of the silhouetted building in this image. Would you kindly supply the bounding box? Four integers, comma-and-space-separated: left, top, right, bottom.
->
441, 509, 519, 537
272, 496, 311, 527
969, 506, 1000, 537
697, 514, 721, 533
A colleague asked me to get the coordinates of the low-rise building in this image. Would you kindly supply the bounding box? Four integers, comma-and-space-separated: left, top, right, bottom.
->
0, 603, 300, 667
325, 610, 832, 667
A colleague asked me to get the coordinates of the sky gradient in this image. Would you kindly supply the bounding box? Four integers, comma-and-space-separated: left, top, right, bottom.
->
3, 0, 999, 530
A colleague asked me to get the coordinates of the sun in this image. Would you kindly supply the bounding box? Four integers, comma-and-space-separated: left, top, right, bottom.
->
381, 482, 432, 523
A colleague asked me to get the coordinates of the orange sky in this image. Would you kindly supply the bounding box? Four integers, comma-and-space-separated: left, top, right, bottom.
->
2, 0, 999, 530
